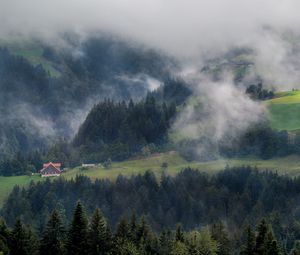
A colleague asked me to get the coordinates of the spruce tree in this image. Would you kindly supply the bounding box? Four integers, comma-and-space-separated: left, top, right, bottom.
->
267, 240, 281, 255
10, 219, 38, 255
211, 222, 230, 255
241, 226, 255, 255
0, 219, 9, 255
39, 209, 65, 255
159, 230, 173, 255
136, 216, 150, 243
113, 217, 135, 254
254, 219, 282, 255
87, 208, 109, 255
136, 216, 153, 254
129, 212, 137, 243
175, 224, 184, 243
115, 217, 130, 242
67, 201, 88, 255
255, 219, 269, 255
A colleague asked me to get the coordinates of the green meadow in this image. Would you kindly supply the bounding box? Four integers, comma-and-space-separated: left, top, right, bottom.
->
266, 90, 300, 131
0, 39, 61, 77
2, 152, 300, 207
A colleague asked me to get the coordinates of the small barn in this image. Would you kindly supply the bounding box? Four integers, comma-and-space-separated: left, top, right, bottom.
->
40, 162, 62, 177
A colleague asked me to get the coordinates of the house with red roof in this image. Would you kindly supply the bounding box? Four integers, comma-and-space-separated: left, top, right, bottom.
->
40, 162, 62, 177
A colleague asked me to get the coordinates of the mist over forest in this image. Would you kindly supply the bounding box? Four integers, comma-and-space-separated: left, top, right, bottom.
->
2, 1, 300, 255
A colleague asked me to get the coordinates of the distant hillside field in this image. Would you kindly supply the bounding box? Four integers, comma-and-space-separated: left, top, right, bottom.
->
0, 39, 61, 77
267, 90, 300, 131
2, 152, 300, 207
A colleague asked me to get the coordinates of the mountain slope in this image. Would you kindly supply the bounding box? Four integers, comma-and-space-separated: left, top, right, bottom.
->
0, 36, 180, 158
267, 90, 300, 131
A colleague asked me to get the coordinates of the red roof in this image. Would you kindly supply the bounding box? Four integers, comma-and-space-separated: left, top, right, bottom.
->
40, 162, 61, 175
43, 162, 61, 169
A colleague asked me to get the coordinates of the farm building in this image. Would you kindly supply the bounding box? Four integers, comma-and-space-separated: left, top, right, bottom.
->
40, 162, 62, 177
81, 163, 96, 167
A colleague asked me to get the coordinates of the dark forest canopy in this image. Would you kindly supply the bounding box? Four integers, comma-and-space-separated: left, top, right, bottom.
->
3, 167, 300, 254
72, 96, 176, 162
0, 201, 287, 255
0, 167, 300, 254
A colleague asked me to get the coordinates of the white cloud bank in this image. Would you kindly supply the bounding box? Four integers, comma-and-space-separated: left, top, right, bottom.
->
0, 0, 300, 57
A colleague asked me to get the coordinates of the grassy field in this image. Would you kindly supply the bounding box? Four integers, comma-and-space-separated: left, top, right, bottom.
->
0, 175, 41, 208
2, 152, 300, 207
266, 90, 300, 131
0, 39, 61, 77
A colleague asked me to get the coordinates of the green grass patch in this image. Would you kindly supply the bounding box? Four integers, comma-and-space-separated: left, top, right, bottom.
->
2, 152, 300, 207
11, 48, 61, 78
267, 103, 300, 131
0, 175, 41, 206
267, 90, 300, 104
266, 90, 300, 131
0, 39, 61, 78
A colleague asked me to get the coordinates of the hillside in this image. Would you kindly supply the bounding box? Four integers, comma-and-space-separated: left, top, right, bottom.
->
0, 37, 181, 159
2, 152, 300, 207
0, 39, 61, 77
267, 90, 300, 131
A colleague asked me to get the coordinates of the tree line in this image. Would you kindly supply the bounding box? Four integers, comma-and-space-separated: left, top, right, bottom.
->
0, 200, 290, 255
3, 167, 300, 253
0, 95, 177, 176
72, 96, 176, 163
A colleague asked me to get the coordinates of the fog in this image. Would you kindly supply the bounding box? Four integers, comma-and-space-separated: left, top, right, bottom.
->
0, 0, 299, 57
1, 0, 300, 158
2, 0, 300, 88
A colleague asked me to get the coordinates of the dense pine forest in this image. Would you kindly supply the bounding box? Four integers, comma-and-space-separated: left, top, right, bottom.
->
72, 96, 176, 162
2, 167, 300, 254
0, 201, 287, 255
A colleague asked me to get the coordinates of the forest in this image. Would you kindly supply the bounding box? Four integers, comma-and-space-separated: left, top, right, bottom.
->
72, 96, 176, 162
2, 167, 300, 254
0, 201, 287, 255
0, 37, 298, 177
0, 38, 179, 160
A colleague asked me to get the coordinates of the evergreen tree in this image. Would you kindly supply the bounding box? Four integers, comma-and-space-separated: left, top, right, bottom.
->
159, 230, 173, 255
171, 241, 189, 255
211, 222, 230, 255
129, 212, 137, 243
254, 219, 281, 255
241, 226, 255, 255
0, 219, 9, 255
39, 209, 65, 255
255, 219, 269, 254
9, 219, 38, 255
87, 208, 109, 255
113, 217, 140, 254
66, 201, 88, 255
135, 216, 154, 254
267, 240, 281, 255
175, 224, 184, 243
115, 217, 130, 242
186, 228, 218, 255
136, 216, 150, 244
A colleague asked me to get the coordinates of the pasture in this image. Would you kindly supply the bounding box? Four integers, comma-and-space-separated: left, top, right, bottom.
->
2, 152, 300, 207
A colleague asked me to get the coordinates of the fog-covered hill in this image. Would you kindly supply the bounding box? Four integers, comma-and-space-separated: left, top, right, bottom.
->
0, 36, 180, 158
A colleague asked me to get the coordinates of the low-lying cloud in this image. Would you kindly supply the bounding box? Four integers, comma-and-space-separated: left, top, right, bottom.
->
172, 73, 266, 159
1, 0, 300, 159
0, 0, 300, 57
